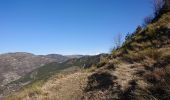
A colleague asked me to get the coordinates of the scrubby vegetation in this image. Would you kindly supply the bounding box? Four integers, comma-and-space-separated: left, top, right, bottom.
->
83, 0, 170, 99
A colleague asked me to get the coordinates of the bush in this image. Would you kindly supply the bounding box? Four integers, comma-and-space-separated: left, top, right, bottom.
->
141, 48, 162, 61
145, 67, 170, 99
97, 62, 106, 68
145, 25, 157, 38
121, 48, 163, 63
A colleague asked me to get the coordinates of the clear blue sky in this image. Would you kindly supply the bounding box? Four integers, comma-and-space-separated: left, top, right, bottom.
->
0, 0, 153, 55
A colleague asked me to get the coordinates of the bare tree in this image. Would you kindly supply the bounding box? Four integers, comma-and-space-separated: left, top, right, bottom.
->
153, 0, 165, 16
143, 15, 153, 27
162, 0, 170, 12
114, 33, 122, 49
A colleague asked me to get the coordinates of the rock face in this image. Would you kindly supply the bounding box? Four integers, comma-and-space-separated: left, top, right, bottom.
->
0, 52, 72, 86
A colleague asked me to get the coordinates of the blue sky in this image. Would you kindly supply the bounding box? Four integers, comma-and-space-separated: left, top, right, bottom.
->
0, 0, 153, 55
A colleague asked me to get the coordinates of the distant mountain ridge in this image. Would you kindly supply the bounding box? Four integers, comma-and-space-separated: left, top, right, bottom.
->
65, 55, 84, 59
0, 53, 107, 97
39, 54, 69, 63
0, 52, 84, 87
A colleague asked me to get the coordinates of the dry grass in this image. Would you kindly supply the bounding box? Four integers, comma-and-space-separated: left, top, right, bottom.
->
6, 81, 44, 100
6, 71, 90, 100
121, 48, 164, 64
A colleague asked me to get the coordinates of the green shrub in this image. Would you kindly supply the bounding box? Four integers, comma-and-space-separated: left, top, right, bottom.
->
146, 25, 157, 38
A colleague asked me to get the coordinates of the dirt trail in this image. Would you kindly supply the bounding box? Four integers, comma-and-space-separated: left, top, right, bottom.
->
36, 72, 90, 100
113, 63, 147, 91
20, 63, 147, 100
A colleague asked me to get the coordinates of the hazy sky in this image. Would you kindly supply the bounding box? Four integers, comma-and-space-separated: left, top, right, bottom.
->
0, 0, 153, 55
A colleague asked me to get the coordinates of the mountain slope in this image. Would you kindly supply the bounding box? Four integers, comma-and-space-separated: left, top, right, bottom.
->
39, 54, 70, 63
0, 52, 82, 86
0, 52, 85, 98
12, 54, 107, 84
0, 52, 54, 86
1, 54, 107, 98
5, 1, 170, 100
83, 7, 170, 100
